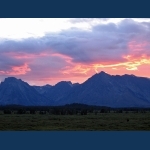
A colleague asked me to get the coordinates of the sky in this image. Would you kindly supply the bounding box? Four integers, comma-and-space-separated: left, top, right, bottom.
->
0, 18, 150, 85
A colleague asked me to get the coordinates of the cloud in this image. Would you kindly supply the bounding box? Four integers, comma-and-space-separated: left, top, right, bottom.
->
0, 63, 31, 76
69, 18, 109, 24
0, 18, 150, 85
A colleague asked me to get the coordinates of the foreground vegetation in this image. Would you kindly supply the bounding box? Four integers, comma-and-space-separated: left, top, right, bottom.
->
0, 104, 150, 130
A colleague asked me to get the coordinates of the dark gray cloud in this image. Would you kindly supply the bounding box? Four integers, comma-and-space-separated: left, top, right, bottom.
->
0, 53, 25, 71
0, 38, 48, 53
0, 19, 150, 62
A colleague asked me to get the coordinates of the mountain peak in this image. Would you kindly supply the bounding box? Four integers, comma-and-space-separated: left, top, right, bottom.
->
100, 71, 106, 73
98, 71, 110, 76
45, 84, 52, 87
4, 77, 19, 82
99, 71, 107, 74
55, 81, 72, 87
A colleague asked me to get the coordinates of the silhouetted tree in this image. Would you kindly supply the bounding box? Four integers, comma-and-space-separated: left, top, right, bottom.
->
17, 109, 26, 114
51, 108, 60, 115
39, 111, 46, 115
3, 109, 12, 114
116, 110, 123, 113
88, 109, 93, 113
80, 109, 87, 115
30, 109, 36, 114
94, 110, 98, 115
66, 109, 73, 115
61, 109, 67, 115
100, 109, 105, 113
75, 110, 78, 115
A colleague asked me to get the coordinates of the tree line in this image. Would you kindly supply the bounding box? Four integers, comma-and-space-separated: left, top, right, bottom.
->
0, 103, 149, 115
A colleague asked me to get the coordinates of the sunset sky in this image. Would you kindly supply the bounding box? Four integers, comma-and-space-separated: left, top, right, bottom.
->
0, 18, 150, 85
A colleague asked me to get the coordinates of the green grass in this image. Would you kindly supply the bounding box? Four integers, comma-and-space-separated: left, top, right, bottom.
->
0, 112, 150, 130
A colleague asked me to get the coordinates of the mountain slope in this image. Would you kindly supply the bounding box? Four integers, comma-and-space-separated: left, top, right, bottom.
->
42, 81, 73, 103
33, 84, 52, 94
0, 77, 50, 105
58, 72, 150, 107
33, 81, 79, 105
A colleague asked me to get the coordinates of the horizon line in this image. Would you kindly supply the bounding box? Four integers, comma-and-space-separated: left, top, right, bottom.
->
0, 71, 150, 86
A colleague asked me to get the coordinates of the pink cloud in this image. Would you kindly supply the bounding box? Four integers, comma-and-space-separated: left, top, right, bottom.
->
0, 63, 31, 75
3, 51, 50, 59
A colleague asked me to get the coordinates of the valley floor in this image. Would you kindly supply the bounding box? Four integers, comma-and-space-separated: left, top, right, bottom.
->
0, 112, 150, 130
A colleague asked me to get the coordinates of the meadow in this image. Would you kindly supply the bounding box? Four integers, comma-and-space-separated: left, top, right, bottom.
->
0, 111, 150, 130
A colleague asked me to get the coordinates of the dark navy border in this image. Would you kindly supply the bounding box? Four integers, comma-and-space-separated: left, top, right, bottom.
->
0, 131, 150, 150
0, 0, 150, 17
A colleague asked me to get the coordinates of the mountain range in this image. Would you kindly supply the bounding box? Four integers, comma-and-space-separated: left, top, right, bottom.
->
0, 71, 150, 107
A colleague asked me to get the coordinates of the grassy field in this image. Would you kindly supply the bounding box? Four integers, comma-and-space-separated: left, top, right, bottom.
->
0, 111, 150, 130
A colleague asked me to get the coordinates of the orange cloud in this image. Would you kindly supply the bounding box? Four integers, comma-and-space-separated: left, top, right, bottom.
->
0, 63, 31, 75
62, 64, 91, 75
93, 56, 150, 72
90, 40, 150, 73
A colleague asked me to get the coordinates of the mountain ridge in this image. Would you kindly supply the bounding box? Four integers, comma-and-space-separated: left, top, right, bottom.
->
0, 71, 150, 107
